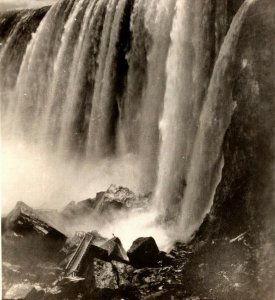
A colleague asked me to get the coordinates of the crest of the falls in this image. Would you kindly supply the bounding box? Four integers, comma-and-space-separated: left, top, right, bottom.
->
8, 0, 75, 143
0, 0, 256, 241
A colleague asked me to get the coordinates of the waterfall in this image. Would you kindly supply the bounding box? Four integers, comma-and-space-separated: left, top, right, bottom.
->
177, 0, 255, 240
0, 0, 255, 241
135, 0, 176, 191
86, 0, 129, 157
154, 0, 200, 219
153, 0, 229, 220
0, 7, 48, 134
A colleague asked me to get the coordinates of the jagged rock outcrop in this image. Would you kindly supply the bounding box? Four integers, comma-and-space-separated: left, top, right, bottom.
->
96, 184, 138, 212
4, 201, 66, 240
2, 201, 67, 264
60, 185, 150, 226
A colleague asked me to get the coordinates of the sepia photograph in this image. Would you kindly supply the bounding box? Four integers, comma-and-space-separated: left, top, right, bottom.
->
0, 0, 274, 299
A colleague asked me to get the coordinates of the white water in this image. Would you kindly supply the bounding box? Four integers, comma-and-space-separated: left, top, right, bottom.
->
177, 0, 255, 240
0, 0, 255, 245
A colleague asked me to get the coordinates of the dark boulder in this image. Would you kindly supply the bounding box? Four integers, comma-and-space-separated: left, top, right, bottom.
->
127, 237, 160, 268
5, 201, 66, 239
3, 201, 67, 263
83, 258, 134, 297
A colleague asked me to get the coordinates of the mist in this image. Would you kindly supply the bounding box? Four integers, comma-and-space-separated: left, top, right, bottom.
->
1, 139, 142, 214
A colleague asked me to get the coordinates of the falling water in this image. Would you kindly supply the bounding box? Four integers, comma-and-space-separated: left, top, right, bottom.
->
177, 0, 255, 240
86, 0, 129, 157
0, 0, 255, 242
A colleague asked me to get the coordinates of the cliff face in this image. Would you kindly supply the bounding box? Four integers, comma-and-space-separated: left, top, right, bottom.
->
191, 0, 275, 298
198, 0, 275, 243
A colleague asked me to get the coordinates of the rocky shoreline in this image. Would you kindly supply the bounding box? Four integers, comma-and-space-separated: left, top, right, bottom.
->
2, 185, 274, 299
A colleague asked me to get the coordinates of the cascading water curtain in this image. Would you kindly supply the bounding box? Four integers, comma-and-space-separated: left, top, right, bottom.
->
0, 0, 253, 241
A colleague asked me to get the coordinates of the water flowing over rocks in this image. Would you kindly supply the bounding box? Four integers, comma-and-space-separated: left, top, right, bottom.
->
1, 0, 275, 299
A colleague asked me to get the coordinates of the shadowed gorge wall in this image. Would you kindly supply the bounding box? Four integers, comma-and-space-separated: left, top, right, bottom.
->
196, 0, 275, 242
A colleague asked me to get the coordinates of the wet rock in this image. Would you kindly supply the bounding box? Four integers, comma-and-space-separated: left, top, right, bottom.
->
84, 258, 134, 297
60, 192, 105, 226
111, 261, 134, 287
127, 237, 160, 268
2, 202, 67, 264
61, 198, 99, 219
4, 201, 66, 242
93, 258, 118, 289
157, 251, 175, 266
97, 185, 137, 212
100, 236, 129, 263
60, 186, 149, 226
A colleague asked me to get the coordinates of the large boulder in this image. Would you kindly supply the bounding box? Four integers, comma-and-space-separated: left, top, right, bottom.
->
88, 259, 134, 295
93, 259, 117, 290
5, 201, 66, 239
127, 237, 160, 268
100, 237, 129, 263
3, 202, 67, 263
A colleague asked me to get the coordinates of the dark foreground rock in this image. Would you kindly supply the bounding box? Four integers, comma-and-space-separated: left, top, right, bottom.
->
2, 201, 67, 264
127, 237, 160, 268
